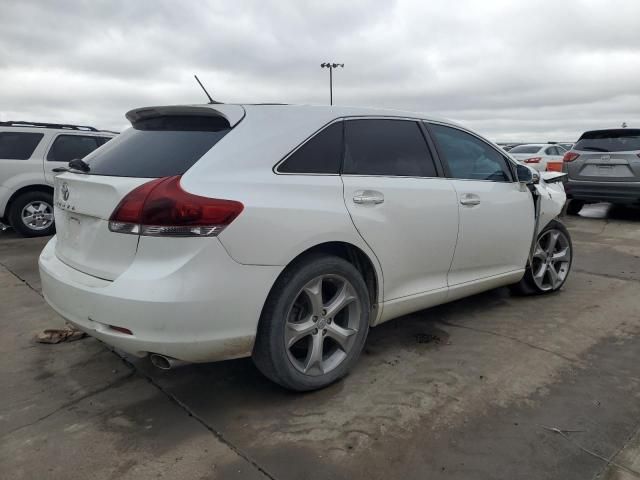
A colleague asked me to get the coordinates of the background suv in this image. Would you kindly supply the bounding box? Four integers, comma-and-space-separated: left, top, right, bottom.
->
563, 128, 640, 215
0, 121, 116, 236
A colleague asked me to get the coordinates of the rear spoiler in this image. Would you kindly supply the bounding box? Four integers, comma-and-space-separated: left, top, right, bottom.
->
125, 105, 245, 128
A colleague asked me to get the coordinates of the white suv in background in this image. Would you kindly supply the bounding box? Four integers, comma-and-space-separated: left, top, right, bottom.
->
40, 104, 571, 391
0, 121, 116, 236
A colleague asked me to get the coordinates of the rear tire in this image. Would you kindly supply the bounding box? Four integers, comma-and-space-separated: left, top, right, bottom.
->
565, 199, 584, 216
8, 191, 55, 237
253, 253, 370, 391
510, 220, 573, 296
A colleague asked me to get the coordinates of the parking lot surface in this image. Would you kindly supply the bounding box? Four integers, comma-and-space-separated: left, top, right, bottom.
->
2, 204, 640, 480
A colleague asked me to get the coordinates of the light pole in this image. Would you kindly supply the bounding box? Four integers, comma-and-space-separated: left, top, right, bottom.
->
320, 62, 344, 105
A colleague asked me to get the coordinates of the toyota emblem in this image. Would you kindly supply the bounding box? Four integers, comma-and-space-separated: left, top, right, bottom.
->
61, 183, 70, 201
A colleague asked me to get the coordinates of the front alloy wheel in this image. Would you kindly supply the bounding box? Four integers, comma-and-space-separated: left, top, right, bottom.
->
510, 219, 573, 295
530, 229, 572, 291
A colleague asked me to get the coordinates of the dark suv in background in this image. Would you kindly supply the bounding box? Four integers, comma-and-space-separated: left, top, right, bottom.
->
563, 128, 640, 214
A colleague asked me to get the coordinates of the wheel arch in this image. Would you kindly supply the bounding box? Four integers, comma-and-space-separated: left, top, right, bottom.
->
263, 241, 383, 325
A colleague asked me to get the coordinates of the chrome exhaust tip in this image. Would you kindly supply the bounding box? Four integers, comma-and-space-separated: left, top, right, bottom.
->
149, 353, 189, 370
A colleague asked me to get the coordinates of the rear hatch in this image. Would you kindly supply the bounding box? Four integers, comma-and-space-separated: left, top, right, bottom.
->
53, 105, 245, 280
567, 129, 640, 182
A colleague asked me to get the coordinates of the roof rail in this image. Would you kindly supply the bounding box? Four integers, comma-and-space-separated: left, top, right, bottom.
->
0, 121, 99, 132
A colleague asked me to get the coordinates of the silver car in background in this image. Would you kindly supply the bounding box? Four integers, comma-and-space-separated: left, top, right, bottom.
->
563, 128, 640, 214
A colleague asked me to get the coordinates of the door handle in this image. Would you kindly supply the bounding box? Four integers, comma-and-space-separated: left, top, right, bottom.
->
353, 190, 384, 205
460, 193, 481, 206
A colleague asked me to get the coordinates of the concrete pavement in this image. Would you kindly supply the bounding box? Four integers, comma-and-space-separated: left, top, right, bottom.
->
1, 204, 640, 479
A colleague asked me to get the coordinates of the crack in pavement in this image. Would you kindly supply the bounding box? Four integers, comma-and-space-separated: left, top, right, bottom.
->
438, 320, 578, 364
1, 263, 276, 479
113, 353, 278, 480
593, 420, 640, 480
573, 268, 640, 284
0, 260, 42, 297
1, 371, 135, 438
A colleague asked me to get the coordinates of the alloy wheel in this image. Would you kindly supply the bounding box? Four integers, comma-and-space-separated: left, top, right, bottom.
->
531, 229, 571, 291
285, 274, 362, 376
21, 201, 54, 231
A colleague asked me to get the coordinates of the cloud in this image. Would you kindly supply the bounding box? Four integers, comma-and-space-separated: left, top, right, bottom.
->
1, 0, 639, 141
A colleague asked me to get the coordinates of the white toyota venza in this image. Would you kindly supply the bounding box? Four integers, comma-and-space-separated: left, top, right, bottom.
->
39, 104, 572, 391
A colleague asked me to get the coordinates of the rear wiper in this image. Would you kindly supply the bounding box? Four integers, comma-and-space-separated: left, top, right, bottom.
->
52, 158, 91, 173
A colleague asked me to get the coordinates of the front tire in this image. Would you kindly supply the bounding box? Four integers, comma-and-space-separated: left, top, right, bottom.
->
253, 253, 370, 391
8, 191, 55, 237
510, 220, 573, 296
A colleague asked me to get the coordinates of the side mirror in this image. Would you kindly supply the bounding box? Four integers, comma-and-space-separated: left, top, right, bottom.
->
516, 163, 539, 185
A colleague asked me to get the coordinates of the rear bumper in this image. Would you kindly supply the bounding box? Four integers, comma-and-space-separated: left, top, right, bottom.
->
39, 236, 282, 363
565, 180, 640, 204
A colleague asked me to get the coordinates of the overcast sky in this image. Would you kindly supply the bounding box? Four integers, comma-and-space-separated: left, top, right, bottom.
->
1, 0, 639, 141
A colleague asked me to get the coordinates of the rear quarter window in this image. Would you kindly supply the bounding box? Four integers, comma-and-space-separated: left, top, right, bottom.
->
278, 121, 343, 174
83, 116, 230, 178
0, 132, 44, 160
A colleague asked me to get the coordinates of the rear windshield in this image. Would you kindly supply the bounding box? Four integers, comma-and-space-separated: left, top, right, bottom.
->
509, 145, 542, 154
574, 129, 640, 153
0, 132, 44, 160
83, 115, 231, 177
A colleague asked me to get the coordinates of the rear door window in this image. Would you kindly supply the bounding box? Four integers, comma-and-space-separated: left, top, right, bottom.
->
278, 121, 343, 174
0, 132, 44, 160
343, 119, 437, 177
574, 129, 640, 152
429, 124, 513, 182
83, 115, 231, 178
47, 135, 102, 162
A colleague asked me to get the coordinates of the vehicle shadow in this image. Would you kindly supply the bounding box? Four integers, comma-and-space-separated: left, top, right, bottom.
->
133, 286, 512, 407
575, 202, 640, 221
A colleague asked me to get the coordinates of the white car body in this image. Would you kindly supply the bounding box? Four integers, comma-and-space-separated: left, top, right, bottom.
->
509, 143, 566, 171
0, 122, 115, 234
39, 104, 566, 367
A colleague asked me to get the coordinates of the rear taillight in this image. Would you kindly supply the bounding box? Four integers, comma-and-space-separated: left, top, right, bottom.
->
563, 152, 580, 162
109, 176, 243, 237
524, 157, 542, 164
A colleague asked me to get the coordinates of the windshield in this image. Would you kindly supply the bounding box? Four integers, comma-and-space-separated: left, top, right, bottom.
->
509, 145, 542, 154
574, 129, 640, 152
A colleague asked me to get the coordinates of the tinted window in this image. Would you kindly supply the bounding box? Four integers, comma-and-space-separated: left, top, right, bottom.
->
574, 129, 640, 152
509, 145, 542, 154
544, 147, 555, 155
0, 132, 43, 160
279, 122, 343, 174
429, 124, 512, 182
343, 119, 437, 177
98, 136, 113, 145
47, 135, 101, 162
83, 116, 230, 178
